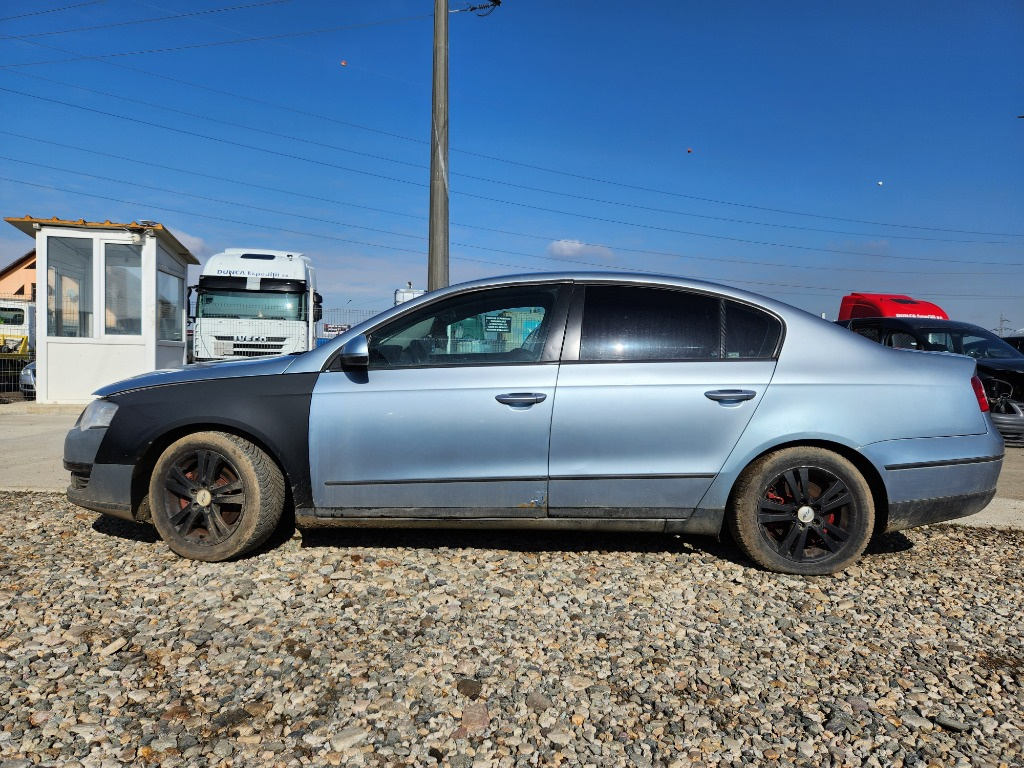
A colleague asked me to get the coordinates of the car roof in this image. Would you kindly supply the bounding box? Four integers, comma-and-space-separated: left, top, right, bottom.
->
850, 317, 989, 333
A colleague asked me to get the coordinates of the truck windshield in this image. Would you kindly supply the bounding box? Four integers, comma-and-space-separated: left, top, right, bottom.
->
197, 290, 307, 321
0, 308, 26, 325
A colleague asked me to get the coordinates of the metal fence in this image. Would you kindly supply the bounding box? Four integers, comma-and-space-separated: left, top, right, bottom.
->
317, 307, 386, 340
0, 293, 34, 395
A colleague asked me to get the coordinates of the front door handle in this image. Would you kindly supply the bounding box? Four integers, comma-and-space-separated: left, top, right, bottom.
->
496, 392, 548, 406
704, 389, 757, 404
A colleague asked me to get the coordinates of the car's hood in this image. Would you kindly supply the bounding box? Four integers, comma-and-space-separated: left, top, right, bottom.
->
93, 355, 299, 397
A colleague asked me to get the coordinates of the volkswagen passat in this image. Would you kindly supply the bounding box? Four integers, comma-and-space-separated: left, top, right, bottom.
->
64, 273, 1003, 575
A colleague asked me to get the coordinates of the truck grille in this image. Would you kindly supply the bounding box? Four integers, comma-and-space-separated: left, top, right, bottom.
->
212, 336, 288, 357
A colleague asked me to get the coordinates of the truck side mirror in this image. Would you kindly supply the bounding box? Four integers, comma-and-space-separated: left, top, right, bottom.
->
339, 334, 369, 367
313, 292, 323, 323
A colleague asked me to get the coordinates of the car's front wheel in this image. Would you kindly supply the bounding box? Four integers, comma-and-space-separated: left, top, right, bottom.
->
148, 431, 285, 562
729, 447, 874, 575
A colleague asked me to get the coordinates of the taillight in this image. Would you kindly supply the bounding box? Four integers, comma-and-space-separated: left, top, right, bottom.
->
971, 376, 989, 412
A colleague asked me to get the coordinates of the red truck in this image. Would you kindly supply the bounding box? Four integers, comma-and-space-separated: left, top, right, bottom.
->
837, 293, 948, 321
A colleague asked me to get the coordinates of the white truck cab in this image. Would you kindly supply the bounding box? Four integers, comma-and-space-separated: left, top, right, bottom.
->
0, 300, 34, 354
191, 250, 321, 362
0, 300, 35, 382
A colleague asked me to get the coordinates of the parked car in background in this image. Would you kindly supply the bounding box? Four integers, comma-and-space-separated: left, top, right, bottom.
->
64, 273, 1002, 575
18, 361, 35, 400
839, 317, 1024, 444
1004, 335, 1024, 355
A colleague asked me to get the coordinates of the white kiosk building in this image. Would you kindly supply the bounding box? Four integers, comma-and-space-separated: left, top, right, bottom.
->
5, 216, 198, 404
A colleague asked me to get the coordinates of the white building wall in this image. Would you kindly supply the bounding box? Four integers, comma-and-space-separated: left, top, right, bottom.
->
43, 339, 147, 402
34, 225, 190, 403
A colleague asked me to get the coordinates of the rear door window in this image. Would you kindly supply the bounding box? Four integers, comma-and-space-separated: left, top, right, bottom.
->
577, 285, 781, 361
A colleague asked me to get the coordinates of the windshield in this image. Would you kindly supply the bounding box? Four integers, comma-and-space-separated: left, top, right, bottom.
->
0, 307, 26, 325
197, 290, 307, 321
919, 327, 1024, 360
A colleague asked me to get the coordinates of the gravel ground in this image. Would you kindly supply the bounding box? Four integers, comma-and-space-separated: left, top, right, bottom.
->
1, 492, 1022, 768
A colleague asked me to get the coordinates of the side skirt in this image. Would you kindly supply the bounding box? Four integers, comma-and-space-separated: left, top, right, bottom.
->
296, 507, 726, 536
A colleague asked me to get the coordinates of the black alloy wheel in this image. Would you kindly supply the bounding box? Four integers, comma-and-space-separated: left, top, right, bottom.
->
149, 431, 285, 562
730, 447, 874, 575
163, 448, 246, 545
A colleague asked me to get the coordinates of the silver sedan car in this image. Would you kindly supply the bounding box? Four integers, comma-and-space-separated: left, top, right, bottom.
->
19, 360, 35, 400
64, 273, 1002, 574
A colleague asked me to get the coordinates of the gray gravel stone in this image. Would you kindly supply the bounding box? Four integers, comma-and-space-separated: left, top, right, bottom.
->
1, 491, 1023, 767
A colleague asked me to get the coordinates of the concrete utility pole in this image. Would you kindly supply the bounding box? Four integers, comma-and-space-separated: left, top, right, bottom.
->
427, 0, 501, 292
428, 0, 449, 292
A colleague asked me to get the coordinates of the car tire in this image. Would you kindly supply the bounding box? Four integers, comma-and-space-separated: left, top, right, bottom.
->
148, 431, 285, 562
729, 447, 874, 575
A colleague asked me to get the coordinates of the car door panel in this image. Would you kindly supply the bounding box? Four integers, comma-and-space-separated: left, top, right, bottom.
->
308, 282, 570, 517
547, 283, 781, 518
310, 365, 556, 515
548, 360, 775, 516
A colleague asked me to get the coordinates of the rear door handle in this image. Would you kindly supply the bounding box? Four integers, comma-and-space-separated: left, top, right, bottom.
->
496, 392, 548, 406
704, 389, 757, 404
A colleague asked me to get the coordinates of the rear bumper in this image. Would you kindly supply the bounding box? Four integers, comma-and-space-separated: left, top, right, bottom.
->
887, 487, 997, 532
863, 431, 1004, 532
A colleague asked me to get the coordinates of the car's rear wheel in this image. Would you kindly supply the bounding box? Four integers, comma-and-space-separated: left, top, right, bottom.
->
729, 447, 874, 575
148, 431, 285, 562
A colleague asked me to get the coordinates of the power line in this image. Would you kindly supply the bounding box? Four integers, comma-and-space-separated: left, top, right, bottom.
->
6, 174, 1021, 299
4, 36, 1022, 238
0, 1, 291, 40
0, 175, 428, 255
0, 156, 425, 242
0, 1, 106, 23
0, 84, 423, 187
0, 13, 433, 65
5, 71, 426, 171
129, 0, 323, 64
1, 102, 1021, 270
451, 190, 1024, 268
0, 129, 423, 222
3, 79, 1022, 255
3, 170, 1021, 289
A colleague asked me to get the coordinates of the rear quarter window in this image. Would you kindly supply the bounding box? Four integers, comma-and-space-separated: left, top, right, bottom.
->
724, 301, 782, 359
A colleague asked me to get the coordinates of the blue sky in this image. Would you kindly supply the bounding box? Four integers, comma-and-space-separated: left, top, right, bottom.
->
1, 0, 1021, 328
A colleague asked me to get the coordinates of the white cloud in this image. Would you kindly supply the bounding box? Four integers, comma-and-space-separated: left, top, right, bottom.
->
174, 229, 212, 261
545, 239, 614, 264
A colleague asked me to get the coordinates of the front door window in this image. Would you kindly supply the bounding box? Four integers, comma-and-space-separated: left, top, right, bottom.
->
367, 285, 560, 368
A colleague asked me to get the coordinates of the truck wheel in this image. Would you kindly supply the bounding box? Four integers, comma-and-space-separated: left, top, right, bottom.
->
148, 432, 285, 562
729, 447, 874, 575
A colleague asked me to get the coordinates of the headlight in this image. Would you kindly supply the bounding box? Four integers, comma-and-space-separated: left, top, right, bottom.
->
79, 399, 119, 431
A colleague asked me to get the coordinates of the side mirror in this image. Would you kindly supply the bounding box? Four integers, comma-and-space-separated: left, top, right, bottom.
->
339, 334, 369, 367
